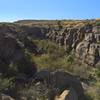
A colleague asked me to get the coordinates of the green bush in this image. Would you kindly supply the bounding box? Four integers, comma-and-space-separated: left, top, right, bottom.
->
66, 55, 74, 64
16, 57, 37, 77
95, 68, 100, 77
95, 21, 100, 26
85, 82, 100, 100
32, 40, 66, 56
85, 93, 93, 100
0, 77, 13, 92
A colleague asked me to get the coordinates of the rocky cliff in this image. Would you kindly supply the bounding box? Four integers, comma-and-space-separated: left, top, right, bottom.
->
1, 20, 100, 67
47, 24, 100, 66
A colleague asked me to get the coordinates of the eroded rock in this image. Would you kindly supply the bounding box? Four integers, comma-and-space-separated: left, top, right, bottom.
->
34, 70, 85, 100
46, 24, 100, 66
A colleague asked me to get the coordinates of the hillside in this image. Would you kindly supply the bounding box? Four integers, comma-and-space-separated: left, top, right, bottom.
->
0, 19, 100, 100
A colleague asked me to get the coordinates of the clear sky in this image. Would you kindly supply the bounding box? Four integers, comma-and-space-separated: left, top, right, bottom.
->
0, 0, 100, 22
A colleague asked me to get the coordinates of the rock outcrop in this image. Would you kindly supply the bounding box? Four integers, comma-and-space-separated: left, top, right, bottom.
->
0, 33, 37, 77
46, 24, 100, 66
34, 70, 85, 100
0, 34, 23, 63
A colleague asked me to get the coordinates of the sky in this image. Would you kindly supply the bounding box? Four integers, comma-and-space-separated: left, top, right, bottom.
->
0, 0, 100, 22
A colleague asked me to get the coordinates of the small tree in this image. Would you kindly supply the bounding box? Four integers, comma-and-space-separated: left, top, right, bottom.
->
67, 55, 74, 64
57, 21, 63, 30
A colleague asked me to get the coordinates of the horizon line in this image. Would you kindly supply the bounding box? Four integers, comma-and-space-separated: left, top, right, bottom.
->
0, 18, 100, 23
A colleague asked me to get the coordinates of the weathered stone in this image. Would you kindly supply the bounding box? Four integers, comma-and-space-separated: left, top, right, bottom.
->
34, 70, 85, 100
0, 94, 15, 100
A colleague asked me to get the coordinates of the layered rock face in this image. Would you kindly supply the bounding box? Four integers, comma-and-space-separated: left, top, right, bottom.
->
46, 25, 100, 66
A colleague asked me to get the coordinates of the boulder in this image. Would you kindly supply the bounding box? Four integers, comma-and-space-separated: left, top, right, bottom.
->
34, 70, 85, 100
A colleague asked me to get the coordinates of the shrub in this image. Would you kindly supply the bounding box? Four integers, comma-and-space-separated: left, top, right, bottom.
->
95, 68, 100, 77
17, 83, 48, 100
0, 77, 13, 92
17, 57, 37, 77
94, 21, 100, 26
66, 55, 74, 64
85, 82, 100, 100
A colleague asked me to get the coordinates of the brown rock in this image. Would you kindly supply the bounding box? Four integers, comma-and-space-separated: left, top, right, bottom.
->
0, 94, 15, 100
